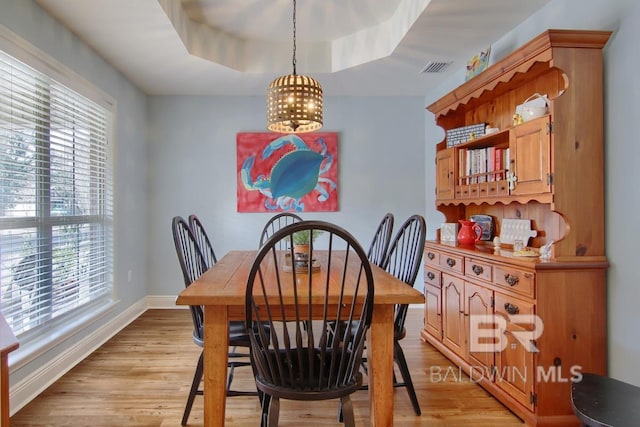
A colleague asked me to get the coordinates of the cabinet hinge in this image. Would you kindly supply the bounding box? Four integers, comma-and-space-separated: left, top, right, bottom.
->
547, 173, 554, 185
546, 122, 553, 134
530, 392, 538, 407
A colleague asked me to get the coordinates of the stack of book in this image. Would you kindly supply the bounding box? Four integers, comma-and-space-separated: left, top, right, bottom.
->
458, 146, 510, 184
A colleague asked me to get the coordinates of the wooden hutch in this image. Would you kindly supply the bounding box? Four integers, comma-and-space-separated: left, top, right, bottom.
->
422, 29, 610, 426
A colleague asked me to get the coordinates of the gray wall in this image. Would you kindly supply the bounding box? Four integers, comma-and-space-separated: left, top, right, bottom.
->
147, 95, 426, 295
0, 1, 148, 385
424, 0, 640, 386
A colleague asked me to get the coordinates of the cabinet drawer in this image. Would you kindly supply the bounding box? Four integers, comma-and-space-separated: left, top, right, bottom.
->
439, 253, 464, 274
494, 292, 535, 319
424, 266, 441, 286
465, 258, 492, 282
424, 249, 440, 265
494, 266, 534, 297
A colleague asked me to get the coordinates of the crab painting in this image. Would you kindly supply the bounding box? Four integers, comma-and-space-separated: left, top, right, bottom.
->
237, 133, 338, 212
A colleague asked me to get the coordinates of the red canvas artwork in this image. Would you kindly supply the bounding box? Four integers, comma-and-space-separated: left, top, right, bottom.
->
237, 132, 339, 213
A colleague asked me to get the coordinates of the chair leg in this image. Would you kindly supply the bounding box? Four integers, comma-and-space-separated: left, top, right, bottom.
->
340, 396, 355, 427
259, 393, 271, 427
227, 360, 236, 391
267, 396, 280, 427
182, 351, 204, 426
394, 340, 421, 415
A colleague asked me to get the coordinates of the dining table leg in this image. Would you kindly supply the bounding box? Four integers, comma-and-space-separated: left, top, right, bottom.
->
368, 304, 395, 426
203, 305, 230, 427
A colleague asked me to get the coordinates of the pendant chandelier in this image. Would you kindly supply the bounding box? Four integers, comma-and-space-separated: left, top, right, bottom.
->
267, 0, 323, 133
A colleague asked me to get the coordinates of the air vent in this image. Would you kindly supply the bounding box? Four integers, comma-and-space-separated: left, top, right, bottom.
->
420, 61, 452, 74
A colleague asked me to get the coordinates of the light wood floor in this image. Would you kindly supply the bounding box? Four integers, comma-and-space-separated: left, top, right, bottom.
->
10, 308, 525, 426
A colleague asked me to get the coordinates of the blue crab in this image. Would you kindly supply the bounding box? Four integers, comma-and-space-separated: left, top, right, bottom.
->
241, 134, 336, 211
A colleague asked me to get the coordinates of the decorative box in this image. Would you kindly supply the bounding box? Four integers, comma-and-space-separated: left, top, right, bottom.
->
440, 223, 459, 243
446, 122, 486, 147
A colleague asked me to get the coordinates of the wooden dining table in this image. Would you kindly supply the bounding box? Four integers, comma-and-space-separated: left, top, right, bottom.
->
175, 249, 424, 426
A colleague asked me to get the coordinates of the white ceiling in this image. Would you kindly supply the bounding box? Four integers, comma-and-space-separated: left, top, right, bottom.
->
35, 0, 551, 96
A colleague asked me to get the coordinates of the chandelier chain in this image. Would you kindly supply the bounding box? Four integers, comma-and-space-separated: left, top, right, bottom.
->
292, 0, 297, 75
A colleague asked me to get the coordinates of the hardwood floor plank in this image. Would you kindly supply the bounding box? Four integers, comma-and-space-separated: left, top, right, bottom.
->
11, 308, 524, 426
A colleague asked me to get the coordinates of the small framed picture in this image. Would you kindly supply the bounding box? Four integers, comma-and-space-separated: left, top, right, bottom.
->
441, 223, 458, 243
465, 46, 491, 81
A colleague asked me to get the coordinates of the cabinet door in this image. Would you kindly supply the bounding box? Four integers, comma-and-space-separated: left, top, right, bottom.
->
465, 282, 494, 371
494, 323, 535, 411
442, 273, 466, 357
436, 148, 456, 201
510, 116, 551, 196
424, 283, 442, 339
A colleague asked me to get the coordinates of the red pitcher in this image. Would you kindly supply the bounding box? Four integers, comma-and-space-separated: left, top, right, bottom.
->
458, 220, 482, 245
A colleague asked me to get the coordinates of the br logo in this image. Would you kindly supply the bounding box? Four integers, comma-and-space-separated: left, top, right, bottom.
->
469, 314, 544, 353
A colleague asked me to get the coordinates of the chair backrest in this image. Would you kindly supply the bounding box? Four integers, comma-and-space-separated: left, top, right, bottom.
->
172, 216, 207, 343
366, 213, 394, 267
188, 214, 218, 268
246, 220, 374, 397
382, 214, 426, 337
258, 212, 303, 247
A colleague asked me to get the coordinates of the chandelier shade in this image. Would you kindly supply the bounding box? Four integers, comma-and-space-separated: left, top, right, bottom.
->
266, 0, 323, 133
267, 74, 323, 133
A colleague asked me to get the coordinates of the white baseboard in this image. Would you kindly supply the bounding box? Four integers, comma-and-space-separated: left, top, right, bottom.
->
146, 294, 185, 309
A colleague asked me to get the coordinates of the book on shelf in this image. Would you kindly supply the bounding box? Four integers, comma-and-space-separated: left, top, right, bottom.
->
505, 148, 510, 172
487, 146, 496, 181
459, 149, 466, 184
495, 148, 503, 180
457, 146, 510, 185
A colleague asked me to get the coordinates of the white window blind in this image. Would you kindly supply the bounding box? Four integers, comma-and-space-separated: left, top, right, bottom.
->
0, 49, 114, 338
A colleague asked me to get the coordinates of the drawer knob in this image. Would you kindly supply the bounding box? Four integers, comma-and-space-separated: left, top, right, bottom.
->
427, 252, 435, 260
504, 274, 520, 286
446, 258, 456, 267
472, 264, 484, 275
427, 271, 435, 280
504, 302, 520, 315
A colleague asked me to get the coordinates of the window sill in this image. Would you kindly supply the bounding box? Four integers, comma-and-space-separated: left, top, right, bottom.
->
9, 299, 118, 371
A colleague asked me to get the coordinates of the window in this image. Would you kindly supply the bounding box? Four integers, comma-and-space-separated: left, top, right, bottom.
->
0, 45, 114, 343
